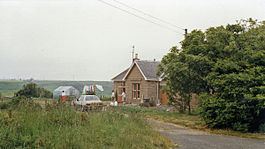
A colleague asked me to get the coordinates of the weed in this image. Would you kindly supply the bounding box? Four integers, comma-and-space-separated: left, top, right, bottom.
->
0, 101, 173, 148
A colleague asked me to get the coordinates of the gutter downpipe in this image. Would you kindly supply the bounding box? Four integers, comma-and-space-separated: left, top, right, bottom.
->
157, 81, 160, 106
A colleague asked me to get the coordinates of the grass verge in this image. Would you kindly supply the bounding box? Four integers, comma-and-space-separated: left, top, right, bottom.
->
0, 100, 173, 149
119, 106, 265, 140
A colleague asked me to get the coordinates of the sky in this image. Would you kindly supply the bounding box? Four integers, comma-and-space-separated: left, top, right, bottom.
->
0, 0, 265, 81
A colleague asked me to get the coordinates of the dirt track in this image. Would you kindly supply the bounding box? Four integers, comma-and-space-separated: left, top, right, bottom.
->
148, 119, 265, 149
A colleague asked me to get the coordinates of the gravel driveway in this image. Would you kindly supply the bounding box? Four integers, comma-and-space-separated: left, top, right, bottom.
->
148, 119, 265, 149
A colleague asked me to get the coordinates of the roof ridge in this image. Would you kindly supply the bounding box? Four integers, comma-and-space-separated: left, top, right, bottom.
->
136, 60, 160, 62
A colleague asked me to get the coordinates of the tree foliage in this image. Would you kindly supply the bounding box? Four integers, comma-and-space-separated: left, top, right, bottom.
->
15, 83, 52, 98
159, 19, 265, 132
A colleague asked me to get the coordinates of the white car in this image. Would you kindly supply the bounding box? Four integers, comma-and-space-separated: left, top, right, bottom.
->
73, 95, 103, 111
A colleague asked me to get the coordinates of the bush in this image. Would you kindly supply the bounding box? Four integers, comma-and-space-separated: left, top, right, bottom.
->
0, 102, 8, 110
0, 96, 37, 110
199, 94, 265, 132
100, 96, 111, 101
15, 83, 52, 98
259, 123, 265, 133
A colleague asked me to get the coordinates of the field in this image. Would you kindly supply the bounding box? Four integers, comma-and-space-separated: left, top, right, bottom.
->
0, 99, 173, 148
0, 80, 113, 97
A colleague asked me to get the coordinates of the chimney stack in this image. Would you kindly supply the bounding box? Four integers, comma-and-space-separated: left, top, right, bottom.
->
133, 53, 139, 62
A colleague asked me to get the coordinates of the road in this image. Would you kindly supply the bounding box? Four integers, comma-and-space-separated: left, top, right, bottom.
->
148, 119, 265, 149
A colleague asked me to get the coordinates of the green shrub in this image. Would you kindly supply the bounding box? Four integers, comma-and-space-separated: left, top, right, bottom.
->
100, 96, 111, 101
0, 97, 22, 110
15, 83, 52, 98
259, 123, 265, 133
0, 102, 8, 110
199, 94, 265, 132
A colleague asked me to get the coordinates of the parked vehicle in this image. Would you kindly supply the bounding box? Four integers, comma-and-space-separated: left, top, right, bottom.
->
73, 95, 103, 111
83, 85, 104, 95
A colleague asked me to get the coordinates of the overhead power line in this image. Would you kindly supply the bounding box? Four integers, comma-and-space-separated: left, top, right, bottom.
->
96, 0, 183, 35
111, 0, 185, 30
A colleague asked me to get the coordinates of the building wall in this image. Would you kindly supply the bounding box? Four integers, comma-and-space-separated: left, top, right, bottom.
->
113, 69, 198, 107
113, 65, 164, 105
124, 65, 160, 104
124, 65, 144, 104
113, 81, 123, 94
160, 80, 169, 105
113, 81, 124, 102
145, 81, 160, 104
160, 90, 168, 105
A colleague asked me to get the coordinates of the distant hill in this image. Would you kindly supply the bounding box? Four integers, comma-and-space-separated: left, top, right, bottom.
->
0, 80, 113, 97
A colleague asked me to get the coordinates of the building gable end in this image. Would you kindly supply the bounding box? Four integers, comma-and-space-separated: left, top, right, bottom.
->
122, 62, 147, 80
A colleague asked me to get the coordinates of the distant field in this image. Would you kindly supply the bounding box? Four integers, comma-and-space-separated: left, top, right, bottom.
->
0, 80, 113, 97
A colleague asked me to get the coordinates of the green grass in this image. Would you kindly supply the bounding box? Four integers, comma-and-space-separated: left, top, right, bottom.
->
119, 106, 203, 128
0, 80, 113, 97
0, 100, 173, 149
0, 90, 17, 97
0, 80, 25, 97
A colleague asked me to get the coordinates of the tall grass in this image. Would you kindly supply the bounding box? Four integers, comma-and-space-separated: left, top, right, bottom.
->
0, 100, 172, 149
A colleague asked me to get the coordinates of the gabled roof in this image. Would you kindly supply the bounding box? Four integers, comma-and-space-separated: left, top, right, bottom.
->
112, 68, 129, 81
134, 60, 160, 81
54, 86, 77, 92
112, 60, 161, 81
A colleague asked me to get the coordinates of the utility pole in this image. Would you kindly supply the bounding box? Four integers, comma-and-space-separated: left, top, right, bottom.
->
132, 45, 135, 62
184, 29, 188, 38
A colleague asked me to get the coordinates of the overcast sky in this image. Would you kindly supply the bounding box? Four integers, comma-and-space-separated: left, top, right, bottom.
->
0, 0, 265, 81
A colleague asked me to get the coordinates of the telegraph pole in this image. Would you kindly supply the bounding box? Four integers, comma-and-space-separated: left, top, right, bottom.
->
184, 29, 188, 38
132, 45, 135, 62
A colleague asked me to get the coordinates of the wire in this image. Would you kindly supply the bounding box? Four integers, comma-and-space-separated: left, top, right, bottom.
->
97, 0, 182, 34
96, 0, 183, 35
111, 0, 185, 30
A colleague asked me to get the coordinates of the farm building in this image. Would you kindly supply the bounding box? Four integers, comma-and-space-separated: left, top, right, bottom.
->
112, 55, 169, 105
53, 86, 80, 100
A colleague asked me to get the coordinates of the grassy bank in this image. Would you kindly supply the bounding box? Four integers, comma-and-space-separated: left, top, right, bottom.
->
0, 100, 172, 149
119, 106, 265, 140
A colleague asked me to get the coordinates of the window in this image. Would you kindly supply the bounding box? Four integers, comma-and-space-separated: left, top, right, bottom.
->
78, 96, 84, 101
85, 95, 100, 101
132, 83, 140, 99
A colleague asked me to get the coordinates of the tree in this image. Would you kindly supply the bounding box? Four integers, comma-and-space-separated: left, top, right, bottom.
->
15, 83, 52, 98
159, 40, 211, 113
159, 19, 265, 131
